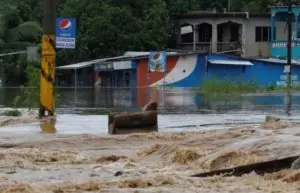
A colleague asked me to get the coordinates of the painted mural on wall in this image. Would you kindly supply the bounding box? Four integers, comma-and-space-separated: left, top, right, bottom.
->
148, 51, 167, 72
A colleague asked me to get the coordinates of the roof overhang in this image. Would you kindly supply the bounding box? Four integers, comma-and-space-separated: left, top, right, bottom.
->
257, 58, 300, 65
208, 59, 253, 66
56, 51, 208, 70
174, 12, 270, 19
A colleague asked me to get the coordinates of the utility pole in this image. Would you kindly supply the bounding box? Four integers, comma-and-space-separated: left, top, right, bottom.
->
287, 0, 292, 88
39, 0, 56, 117
286, 0, 292, 116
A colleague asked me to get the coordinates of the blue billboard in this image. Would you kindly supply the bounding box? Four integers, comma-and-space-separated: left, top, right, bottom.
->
55, 17, 76, 49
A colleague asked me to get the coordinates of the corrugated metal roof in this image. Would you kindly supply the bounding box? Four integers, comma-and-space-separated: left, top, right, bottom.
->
208, 59, 253, 65
56, 55, 134, 70
56, 60, 99, 70
124, 51, 178, 56
56, 51, 202, 70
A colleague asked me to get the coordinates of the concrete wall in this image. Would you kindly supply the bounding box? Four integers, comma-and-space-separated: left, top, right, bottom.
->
177, 17, 286, 58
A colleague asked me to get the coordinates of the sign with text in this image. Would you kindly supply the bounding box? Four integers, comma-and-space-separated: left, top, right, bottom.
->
276, 75, 299, 86
56, 18, 76, 49
272, 41, 300, 48
94, 63, 114, 71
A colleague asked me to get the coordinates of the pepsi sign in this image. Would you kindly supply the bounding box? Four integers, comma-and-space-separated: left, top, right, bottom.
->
60, 19, 72, 32
56, 17, 76, 49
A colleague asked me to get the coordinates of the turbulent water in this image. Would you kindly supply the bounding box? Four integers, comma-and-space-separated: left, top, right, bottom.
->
1, 88, 300, 192
1, 123, 300, 192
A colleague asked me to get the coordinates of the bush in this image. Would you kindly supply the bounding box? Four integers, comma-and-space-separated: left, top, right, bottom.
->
14, 62, 60, 111
1, 110, 21, 117
194, 76, 300, 94
197, 77, 260, 94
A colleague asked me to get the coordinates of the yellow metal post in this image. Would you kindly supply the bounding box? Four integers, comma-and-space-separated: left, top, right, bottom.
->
39, 0, 56, 117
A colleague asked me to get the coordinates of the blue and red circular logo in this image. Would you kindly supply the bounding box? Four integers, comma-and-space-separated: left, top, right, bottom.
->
59, 19, 72, 32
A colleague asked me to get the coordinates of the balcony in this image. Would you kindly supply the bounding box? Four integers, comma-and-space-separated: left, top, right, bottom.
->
178, 42, 240, 54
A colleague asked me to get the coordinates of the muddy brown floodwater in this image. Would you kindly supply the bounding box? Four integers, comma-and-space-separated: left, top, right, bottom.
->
2, 121, 300, 192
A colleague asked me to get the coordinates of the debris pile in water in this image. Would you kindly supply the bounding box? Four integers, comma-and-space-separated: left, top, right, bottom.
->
260, 115, 293, 130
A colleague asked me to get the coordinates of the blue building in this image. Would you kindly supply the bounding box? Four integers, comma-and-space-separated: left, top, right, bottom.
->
271, 6, 300, 59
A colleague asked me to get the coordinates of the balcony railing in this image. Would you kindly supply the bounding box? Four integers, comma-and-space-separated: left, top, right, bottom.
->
217, 42, 239, 52
178, 42, 240, 53
178, 42, 211, 52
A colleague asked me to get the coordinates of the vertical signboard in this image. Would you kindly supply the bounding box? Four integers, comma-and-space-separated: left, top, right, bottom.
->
55, 18, 76, 49
148, 51, 167, 72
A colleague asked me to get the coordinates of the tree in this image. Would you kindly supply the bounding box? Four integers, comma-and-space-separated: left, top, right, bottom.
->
0, 0, 42, 51
55, 0, 171, 66
0, 0, 292, 86
0, 0, 43, 86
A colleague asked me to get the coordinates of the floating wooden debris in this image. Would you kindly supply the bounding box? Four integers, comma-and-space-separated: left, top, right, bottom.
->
108, 101, 158, 135
191, 155, 300, 177
265, 116, 281, 123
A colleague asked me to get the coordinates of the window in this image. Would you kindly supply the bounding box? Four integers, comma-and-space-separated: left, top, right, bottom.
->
255, 26, 276, 42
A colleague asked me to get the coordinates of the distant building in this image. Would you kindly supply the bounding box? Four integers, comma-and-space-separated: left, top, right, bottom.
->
270, 6, 300, 60
175, 10, 286, 58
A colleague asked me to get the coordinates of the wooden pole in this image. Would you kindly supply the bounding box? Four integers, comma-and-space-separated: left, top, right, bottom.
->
39, 0, 56, 117
287, 0, 292, 88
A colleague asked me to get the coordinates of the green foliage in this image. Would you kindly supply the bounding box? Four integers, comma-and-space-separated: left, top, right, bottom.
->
197, 77, 261, 94
13, 95, 22, 109
194, 77, 300, 95
0, 0, 290, 86
1, 109, 21, 116
3, 85, 22, 116
22, 63, 40, 110
13, 62, 60, 110
0, 0, 42, 52
0, 57, 28, 86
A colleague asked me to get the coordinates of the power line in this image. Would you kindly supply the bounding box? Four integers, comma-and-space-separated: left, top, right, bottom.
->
0, 51, 26, 57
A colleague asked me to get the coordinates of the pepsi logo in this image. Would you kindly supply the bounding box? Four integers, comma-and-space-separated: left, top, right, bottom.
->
59, 19, 72, 32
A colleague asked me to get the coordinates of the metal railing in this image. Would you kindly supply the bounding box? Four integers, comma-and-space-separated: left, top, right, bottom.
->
217, 42, 239, 52
178, 42, 240, 53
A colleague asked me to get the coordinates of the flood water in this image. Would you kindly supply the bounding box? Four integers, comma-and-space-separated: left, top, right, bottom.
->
1, 87, 300, 114
0, 87, 300, 136
2, 87, 300, 192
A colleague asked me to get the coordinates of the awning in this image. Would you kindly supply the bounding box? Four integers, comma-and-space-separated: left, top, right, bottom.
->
257, 58, 300, 65
208, 59, 253, 66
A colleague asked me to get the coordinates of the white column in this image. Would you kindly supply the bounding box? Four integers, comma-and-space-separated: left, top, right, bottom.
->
193, 24, 196, 51
211, 23, 217, 53
295, 13, 299, 40
242, 23, 246, 57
